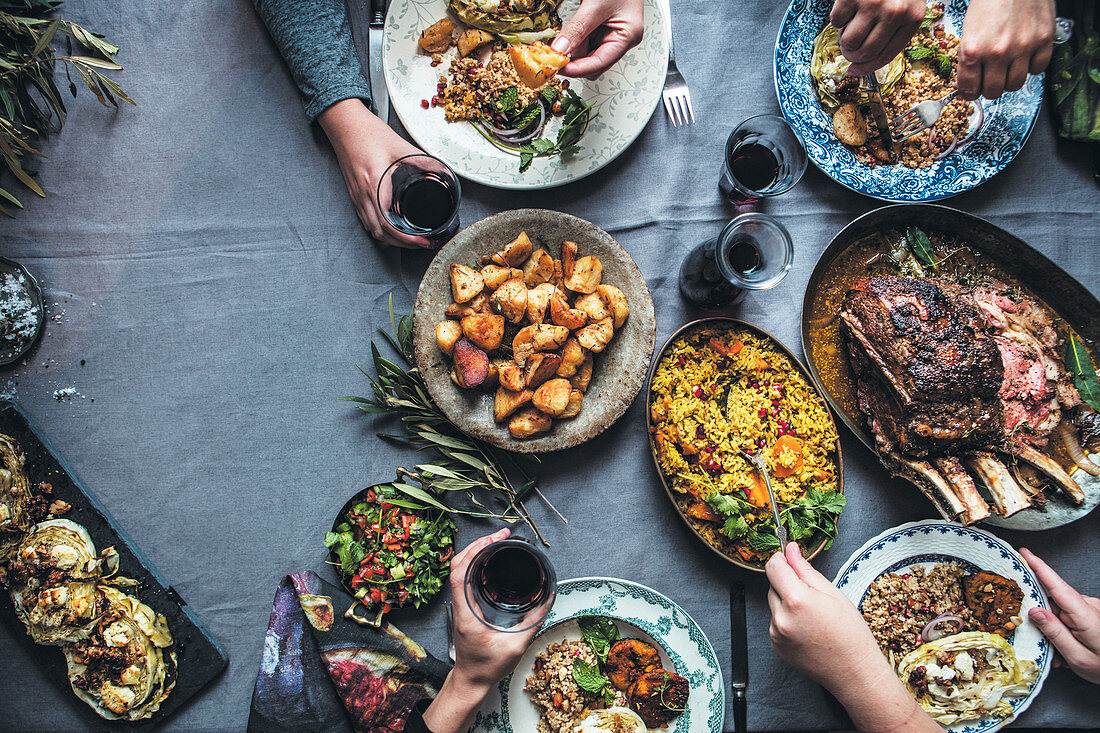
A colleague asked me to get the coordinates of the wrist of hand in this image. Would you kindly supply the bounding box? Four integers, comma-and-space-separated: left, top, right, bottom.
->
447, 665, 497, 699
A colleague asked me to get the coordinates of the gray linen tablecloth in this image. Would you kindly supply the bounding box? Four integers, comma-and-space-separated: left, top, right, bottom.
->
1, 0, 1097, 730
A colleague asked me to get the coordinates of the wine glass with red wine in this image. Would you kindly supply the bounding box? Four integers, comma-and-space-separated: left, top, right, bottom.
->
719, 115, 807, 205
377, 154, 461, 246
463, 537, 555, 633
678, 212, 793, 309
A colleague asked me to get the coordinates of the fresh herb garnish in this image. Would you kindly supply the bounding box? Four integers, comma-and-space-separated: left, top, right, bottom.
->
572, 658, 610, 694
919, 5, 944, 30
476, 87, 595, 173
906, 227, 938, 271
578, 616, 620, 665
653, 672, 688, 712
705, 485, 846, 552
905, 44, 953, 81
1066, 336, 1100, 411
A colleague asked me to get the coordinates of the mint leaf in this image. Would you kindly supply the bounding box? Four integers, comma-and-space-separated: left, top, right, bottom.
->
531, 137, 556, 155
748, 531, 781, 554
572, 659, 610, 694
906, 44, 934, 61
519, 149, 534, 172
497, 86, 519, 113
935, 54, 953, 80
578, 616, 619, 664
540, 86, 560, 105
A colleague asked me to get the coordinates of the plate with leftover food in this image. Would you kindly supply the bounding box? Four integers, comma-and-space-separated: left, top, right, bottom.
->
469, 577, 724, 733
802, 204, 1100, 530
384, 0, 669, 189
834, 520, 1051, 733
0, 401, 227, 730
775, 0, 1043, 202
647, 318, 845, 572
412, 209, 655, 452
324, 483, 456, 625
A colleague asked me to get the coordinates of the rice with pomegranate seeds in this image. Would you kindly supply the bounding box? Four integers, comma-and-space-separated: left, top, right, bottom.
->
860, 561, 979, 663
525, 639, 599, 733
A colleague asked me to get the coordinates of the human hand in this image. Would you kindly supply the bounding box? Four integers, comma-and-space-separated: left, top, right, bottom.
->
550, 0, 643, 80
830, 0, 927, 77
1021, 547, 1100, 684
956, 0, 1054, 101
317, 98, 432, 249
422, 528, 548, 733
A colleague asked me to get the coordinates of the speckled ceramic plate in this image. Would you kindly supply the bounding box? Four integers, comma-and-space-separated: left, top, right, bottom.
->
383, 0, 668, 190
833, 520, 1051, 733
0, 256, 45, 367
412, 209, 655, 453
774, 0, 1043, 202
469, 577, 724, 733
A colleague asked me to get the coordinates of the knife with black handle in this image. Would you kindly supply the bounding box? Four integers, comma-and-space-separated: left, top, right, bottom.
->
730, 581, 748, 733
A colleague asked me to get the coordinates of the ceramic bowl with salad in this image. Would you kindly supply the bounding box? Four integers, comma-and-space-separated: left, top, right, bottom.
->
325, 483, 457, 624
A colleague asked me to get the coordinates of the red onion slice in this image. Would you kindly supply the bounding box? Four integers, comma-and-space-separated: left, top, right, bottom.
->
955, 102, 985, 148
922, 613, 965, 642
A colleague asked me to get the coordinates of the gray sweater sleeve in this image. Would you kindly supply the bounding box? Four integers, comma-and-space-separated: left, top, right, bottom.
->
253, 0, 372, 122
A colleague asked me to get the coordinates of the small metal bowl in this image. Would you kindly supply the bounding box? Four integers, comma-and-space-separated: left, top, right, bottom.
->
0, 256, 45, 368
644, 317, 845, 573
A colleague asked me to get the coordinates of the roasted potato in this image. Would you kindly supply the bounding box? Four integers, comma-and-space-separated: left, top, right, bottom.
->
508, 42, 569, 89
444, 291, 489, 318
436, 320, 462, 356
490, 278, 528, 323
575, 317, 614, 353
559, 389, 583, 418
495, 387, 533, 422
481, 263, 513, 291
564, 255, 603, 294
523, 352, 561, 389
456, 28, 493, 57
533, 378, 572, 417
483, 360, 500, 388
450, 263, 484, 303
531, 323, 569, 351
522, 249, 556, 286
561, 240, 578, 279
453, 339, 489, 388
491, 231, 533, 267
571, 351, 594, 392
498, 360, 526, 392
574, 291, 611, 322
597, 284, 629, 329
556, 337, 585, 378
418, 18, 454, 53
549, 291, 588, 330
550, 258, 565, 289
526, 282, 556, 323
461, 313, 505, 351
833, 102, 867, 147
508, 406, 552, 438
512, 326, 536, 365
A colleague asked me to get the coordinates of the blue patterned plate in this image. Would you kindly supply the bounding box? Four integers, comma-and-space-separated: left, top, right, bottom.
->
470, 577, 724, 733
833, 520, 1051, 733
774, 0, 1043, 202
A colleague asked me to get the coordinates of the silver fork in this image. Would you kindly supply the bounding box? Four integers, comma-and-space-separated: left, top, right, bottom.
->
889, 89, 960, 144
662, 34, 694, 126
445, 601, 456, 662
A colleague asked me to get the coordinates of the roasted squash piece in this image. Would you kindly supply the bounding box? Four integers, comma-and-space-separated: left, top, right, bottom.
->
571, 351, 594, 392
495, 387, 533, 422
508, 406, 553, 438
491, 231, 534, 267
533, 378, 572, 417
453, 339, 489, 388
597, 284, 629, 329
556, 337, 585, 378
522, 249, 556, 286
526, 282, 556, 323
481, 263, 514, 291
419, 18, 454, 53
498, 360, 526, 392
524, 352, 561, 389
508, 42, 569, 89
549, 291, 588, 330
436, 320, 462, 356
456, 28, 493, 57
461, 313, 505, 351
450, 263, 484, 303
575, 317, 614, 353
490, 278, 528, 323
564, 255, 602, 294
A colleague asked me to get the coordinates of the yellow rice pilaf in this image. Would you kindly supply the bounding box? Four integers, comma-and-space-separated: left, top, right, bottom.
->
650, 326, 840, 562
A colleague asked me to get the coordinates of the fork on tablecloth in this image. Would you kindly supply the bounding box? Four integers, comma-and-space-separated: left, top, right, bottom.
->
662, 30, 694, 126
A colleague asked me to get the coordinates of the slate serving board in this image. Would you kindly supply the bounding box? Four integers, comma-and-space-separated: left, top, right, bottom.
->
0, 400, 228, 730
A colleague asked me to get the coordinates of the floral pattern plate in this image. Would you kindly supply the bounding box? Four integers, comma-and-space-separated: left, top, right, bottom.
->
469, 577, 725, 733
833, 520, 1052, 733
383, 0, 668, 190
774, 0, 1043, 202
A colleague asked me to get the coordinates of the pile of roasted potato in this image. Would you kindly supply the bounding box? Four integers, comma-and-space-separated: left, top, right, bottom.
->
435, 232, 629, 439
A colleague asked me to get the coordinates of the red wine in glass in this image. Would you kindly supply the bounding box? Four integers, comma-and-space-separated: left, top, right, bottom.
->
718, 115, 808, 205
464, 538, 555, 632
728, 143, 780, 193
396, 176, 456, 232
379, 154, 461, 246
678, 213, 794, 309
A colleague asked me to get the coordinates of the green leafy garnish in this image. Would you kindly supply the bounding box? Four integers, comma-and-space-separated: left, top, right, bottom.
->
748, 531, 781, 553
919, 6, 944, 30
905, 44, 953, 80
722, 514, 750, 539
496, 85, 520, 114
782, 488, 847, 550
906, 44, 934, 61
935, 54, 953, 80
1066, 336, 1100, 411
572, 659, 610, 694
906, 227, 938, 271
578, 616, 619, 665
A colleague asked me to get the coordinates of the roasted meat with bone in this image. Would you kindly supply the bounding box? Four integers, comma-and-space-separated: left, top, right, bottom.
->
840, 275, 1085, 523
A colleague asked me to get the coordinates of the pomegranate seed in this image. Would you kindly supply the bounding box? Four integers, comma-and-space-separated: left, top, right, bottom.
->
421, 99, 429, 108
693, 386, 704, 398
705, 445, 715, 453
709, 384, 717, 393
649, 427, 656, 433
678, 355, 687, 366
431, 96, 438, 106
561, 79, 569, 89
759, 409, 767, 418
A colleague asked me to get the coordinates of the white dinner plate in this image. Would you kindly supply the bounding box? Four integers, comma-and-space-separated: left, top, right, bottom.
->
833, 520, 1052, 733
383, 0, 669, 189
469, 577, 725, 733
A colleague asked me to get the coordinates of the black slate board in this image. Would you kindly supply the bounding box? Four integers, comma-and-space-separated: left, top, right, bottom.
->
0, 401, 228, 730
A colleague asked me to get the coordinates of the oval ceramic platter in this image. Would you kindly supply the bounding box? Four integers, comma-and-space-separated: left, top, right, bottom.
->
800, 204, 1100, 530
774, 0, 1042, 202
469, 577, 725, 733
384, 0, 669, 189
833, 520, 1052, 733
412, 209, 656, 453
